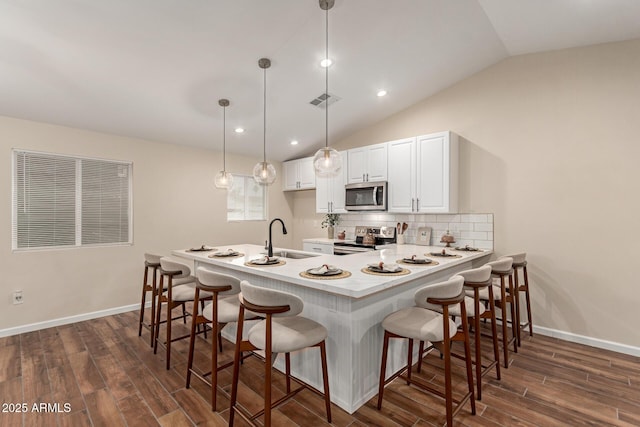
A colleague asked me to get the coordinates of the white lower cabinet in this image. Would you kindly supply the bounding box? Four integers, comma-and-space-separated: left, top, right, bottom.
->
316, 152, 346, 213
387, 131, 458, 213
303, 241, 334, 255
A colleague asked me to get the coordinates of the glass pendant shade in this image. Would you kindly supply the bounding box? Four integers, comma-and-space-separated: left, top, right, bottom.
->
313, 147, 342, 176
252, 161, 276, 185
214, 170, 233, 189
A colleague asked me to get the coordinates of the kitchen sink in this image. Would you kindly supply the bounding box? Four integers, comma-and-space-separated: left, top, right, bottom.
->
267, 250, 320, 259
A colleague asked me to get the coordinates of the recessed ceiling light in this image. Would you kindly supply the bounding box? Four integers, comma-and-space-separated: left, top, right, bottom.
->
377, 90, 387, 97
290, 140, 299, 145
234, 127, 244, 133
320, 58, 332, 68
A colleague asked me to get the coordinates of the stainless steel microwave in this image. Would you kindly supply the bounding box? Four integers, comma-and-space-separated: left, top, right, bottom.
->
345, 181, 387, 211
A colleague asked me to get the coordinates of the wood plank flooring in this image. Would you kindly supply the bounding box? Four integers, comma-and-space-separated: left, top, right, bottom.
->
1, 309, 639, 426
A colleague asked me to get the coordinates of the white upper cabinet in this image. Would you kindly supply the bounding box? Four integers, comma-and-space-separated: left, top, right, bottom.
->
346, 143, 388, 183
316, 152, 346, 213
282, 157, 315, 191
387, 131, 458, 213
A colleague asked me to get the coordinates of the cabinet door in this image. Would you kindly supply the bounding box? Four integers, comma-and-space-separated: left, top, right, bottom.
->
330, 155, 347, 213
303, 242, 333, 254
366, 143, 388, 182
416, 132, 458, 213
387, 137, 416, 212
346, 148, 366, 183
283, 160, 299, 191
315, 176, 330, 213
297, 157, 316, 189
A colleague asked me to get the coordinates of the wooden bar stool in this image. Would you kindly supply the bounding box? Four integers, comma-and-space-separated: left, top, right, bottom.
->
155, 257, 211, 370
138, 253, 162, 347
503, 253, 532, 346
453, 265, 501, 400
486, 257, 518, 368
186, 267, 257, 411
377, 276, 475, 427
229, 281, 331, 427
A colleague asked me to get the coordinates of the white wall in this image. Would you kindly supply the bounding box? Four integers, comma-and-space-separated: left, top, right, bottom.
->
1, 117, 293, 331
293, 38, 640, 349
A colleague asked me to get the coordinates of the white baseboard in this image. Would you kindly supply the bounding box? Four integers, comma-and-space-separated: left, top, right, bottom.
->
532, 325, 640, 357
0, 302, 147, 338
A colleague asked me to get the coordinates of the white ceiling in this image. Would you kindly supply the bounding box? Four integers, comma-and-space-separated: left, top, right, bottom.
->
2, 0, 640, 162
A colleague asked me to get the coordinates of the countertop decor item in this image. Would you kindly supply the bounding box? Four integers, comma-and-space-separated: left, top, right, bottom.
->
440, 229, 455, 247
214, 99, 233, 189
321, 213, 340, 239
312, 0, 343, 177
337, 230, 346, 240
416, 226, 432, 246
252, 58, 276, 185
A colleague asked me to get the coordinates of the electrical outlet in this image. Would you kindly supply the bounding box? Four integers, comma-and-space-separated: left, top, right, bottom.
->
13, 290, 23, 305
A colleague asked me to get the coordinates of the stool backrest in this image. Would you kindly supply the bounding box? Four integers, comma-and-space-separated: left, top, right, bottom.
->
502, 253, 526, 264
144, 253, 163, 265
456, 264, 492, 285
159, 257, 192, 279
239, 280, 303, 317
414, 276, 464, 311
196, 267, 241, 295
487, 257, 513, 273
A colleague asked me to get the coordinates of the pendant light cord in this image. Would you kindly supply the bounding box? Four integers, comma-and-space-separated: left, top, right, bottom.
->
222, 105, 226, 171
325, 5, 329, 149
263, 66, 267, 163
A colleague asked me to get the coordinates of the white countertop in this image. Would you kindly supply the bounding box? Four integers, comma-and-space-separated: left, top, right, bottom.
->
173, 244, 492, 299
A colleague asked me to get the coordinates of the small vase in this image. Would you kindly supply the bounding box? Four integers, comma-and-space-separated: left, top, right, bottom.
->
327, 226, 335, 239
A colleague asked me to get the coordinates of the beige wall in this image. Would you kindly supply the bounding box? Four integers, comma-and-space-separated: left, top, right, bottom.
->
1, 117, 293, 330
293, 39, 640, 348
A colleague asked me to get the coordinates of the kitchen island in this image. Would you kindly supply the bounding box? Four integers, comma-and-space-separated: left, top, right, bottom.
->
174, 243, 491, 413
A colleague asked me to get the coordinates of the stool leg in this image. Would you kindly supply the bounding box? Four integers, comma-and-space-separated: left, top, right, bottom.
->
508, 274, 518, 354
376, 331, 390, 409
186, 289, 200, 389
460, 312, 476, 416
264, 314, 273, 427
229, 306, 246, 427
487, 286, 501, 380
319, 340, 332, 423
417, 341, 424, 373
499, 276, 509, 368
153, 275, 164, 355
406, 339, 413, 385
210, 293, 219, 411
285, 353, 291, 393
150, 267, 158, 347
165, 277, 173, 370
513, 268, 522, 347
442, 318, 453, 425
523, 265, 533, 337
138, 266, 148, 337
473, 299, 482, 399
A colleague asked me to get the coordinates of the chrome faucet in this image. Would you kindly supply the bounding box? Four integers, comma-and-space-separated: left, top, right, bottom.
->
267, 218, 287, 257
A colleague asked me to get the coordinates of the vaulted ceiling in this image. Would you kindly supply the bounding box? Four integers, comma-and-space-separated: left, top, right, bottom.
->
2, 0, 640, 161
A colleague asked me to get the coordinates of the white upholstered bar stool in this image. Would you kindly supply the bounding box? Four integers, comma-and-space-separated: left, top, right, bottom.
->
228, 281, 331, 427
502, 253, 532, 346
138, 253, 163, 347
155, 257, 211, 370
377, 276, 475, 427
186, 268, 256, 411
484, 257, 518, 368
452, 265, 501, 400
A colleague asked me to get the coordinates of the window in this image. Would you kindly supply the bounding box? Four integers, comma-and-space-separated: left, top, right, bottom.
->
227, 175, 266, 221
12, 150, 132, 250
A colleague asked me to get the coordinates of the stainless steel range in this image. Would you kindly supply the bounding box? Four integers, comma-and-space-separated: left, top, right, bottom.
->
333, 226, 397, 255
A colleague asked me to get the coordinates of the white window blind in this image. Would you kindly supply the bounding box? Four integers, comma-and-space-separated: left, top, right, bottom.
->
12, 150, 132, 250
227, 175, 266, 221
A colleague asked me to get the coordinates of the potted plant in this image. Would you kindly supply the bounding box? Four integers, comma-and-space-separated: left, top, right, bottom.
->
321, 213, 340, 239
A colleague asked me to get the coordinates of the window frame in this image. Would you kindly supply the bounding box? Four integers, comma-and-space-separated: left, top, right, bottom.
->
226, 174, 268, 222
11, 149, 134, 252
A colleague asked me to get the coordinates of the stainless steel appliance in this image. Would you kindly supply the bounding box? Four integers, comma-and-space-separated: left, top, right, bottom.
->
345, 181, 387, 211
333, 225, 396, 255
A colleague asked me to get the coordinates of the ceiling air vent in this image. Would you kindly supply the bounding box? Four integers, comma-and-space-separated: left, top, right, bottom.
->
309, 92, 341, 109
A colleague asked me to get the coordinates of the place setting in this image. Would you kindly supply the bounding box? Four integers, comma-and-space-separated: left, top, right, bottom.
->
187, 244, 216, 252
426, 248, 462, 258
361, 261, 410, 276
453, 244, 484, 252
245, 255, 285, 267
209, 248, 244, 258
396, 254, 439, 266
299, 263, 351, 280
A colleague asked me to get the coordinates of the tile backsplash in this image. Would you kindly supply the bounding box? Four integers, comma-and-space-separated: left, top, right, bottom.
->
335, 213, 494, 250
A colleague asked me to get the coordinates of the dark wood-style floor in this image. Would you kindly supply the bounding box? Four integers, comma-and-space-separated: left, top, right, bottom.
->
1, 308, 639, 427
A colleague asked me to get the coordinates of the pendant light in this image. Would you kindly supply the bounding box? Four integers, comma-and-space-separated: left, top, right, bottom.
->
214, 98, 234, 189
313, 0, 342, 177
252, 58, 277, 185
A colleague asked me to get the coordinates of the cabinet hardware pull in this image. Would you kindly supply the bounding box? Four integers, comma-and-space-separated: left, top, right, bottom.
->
411, 198, 415, 212
417, 198, 420, 211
